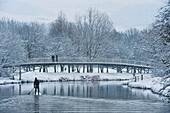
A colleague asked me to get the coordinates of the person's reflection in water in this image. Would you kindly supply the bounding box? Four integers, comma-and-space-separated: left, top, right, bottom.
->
34, 95, 39, 113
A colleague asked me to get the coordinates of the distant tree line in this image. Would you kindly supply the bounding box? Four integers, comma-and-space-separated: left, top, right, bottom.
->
0, 1, 169, 79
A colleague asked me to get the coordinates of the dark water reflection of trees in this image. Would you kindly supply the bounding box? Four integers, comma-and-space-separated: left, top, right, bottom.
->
0, 81, 161, 101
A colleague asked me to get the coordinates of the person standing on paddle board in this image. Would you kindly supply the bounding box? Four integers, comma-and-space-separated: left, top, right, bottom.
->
34, 77, 40, 95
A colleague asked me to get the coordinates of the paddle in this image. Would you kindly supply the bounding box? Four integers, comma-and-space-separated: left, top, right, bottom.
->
28, 88, 34, 95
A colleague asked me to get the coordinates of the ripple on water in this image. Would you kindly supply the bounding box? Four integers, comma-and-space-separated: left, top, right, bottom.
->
0, 95, 169, 113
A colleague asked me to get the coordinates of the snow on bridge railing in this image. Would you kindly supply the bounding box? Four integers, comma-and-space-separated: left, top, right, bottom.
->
26, 57, 151, 66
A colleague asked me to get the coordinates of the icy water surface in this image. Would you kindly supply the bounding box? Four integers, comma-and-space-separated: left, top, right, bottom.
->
0, 81, 169, 113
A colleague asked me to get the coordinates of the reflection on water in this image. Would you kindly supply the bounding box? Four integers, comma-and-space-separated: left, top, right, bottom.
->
34, 96, 39, 113
0, 81, 162, 101
0, 81, 169, 113
0, 95, 169, 113
19, 84, 21, 95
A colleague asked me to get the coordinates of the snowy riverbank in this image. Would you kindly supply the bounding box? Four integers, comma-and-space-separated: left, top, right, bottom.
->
0, 72, 133, 85
123, 74, 170, 97
0, 68, 133, 85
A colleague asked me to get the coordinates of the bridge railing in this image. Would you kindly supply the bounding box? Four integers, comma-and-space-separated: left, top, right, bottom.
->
26, 57, 151, 66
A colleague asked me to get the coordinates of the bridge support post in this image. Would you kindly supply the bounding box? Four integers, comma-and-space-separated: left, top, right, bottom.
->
107, 65, 109, 73
60, 65, 64, 72
23, 66, 25, 71
33, 65, 35, 72
117, 66, 122, 73
72, 65, 74, 72
87, 65, 89, 73
28, 65, 31, 71
46, 66, 48, 72
139, 68, 142, 74
130, 67, 133, 73
127, 67, 129, 73
90, 65, 93, 73
76, 65, 80, 73
26, 66, 28, 72
19, 66, 21, 80
134, 67, 136, 73
147, 69, 149, 73
144, 68, 146, 73
43, 65, 46, 72
39, 66, 42, 72
117, 66, 120, 73
137, 68, 140, 73
98, 65, 100, 73
133, 67, 136, 76
54, 65, 56, 73
83, 65, 85, 73
68, 65, 70, 73
100, 67, 103, 73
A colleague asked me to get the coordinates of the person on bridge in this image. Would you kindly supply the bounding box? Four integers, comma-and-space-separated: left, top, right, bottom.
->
34, 77, 40, 95
56, 55, 58, 62
51, 55, 55, 62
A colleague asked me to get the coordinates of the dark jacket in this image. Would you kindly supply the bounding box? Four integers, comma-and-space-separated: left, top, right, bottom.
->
34, 79, 39, 88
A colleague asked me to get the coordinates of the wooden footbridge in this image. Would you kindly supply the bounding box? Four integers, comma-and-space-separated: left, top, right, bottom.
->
3, 58, 152, 80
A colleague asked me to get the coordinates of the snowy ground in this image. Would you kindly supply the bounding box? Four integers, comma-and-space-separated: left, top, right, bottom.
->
0, 67, 169, 97
15, 72, 133, 81
0, 77, 20, 85
0, 67, 134, 85
123, 74, 170, 97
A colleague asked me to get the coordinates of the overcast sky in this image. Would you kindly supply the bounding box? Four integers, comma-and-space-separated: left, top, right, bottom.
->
0, 0, 167, 31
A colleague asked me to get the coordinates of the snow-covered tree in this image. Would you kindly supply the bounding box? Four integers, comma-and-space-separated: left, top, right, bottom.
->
115, 29, 141, 60
18, 22, 47, 61
0, 19, 25, 77
154, 1, 170, 77
74, 8, 114, 61
49, 12, 76, 58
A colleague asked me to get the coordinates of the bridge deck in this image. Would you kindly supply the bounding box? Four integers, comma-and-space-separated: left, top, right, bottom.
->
4, 62, 152, 69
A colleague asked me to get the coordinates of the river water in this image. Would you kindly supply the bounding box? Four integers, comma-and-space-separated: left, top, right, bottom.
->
0, 81, 169, 113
